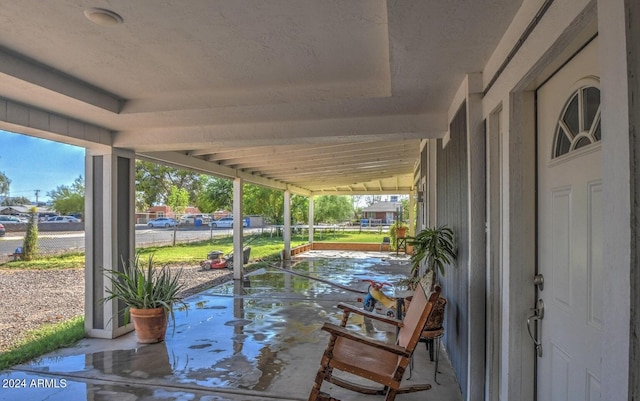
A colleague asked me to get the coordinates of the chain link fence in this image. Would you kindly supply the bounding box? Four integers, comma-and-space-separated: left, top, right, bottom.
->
0, 223, 276, 264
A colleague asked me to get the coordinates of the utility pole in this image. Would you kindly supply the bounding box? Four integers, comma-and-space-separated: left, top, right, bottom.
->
34, 189, 40, 205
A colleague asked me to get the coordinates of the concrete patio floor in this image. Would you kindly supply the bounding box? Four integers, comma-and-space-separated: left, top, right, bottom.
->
0, 251, 463, 401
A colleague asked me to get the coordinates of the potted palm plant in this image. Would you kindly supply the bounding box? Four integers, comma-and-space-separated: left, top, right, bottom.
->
407, 224, 456, 291
397, 224, 455, 340
103, 254, 187, 343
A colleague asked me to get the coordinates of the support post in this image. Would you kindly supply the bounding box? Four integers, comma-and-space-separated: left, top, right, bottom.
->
283, 189, 291, 261
409, 190, 416, 236
233, 177, 244, 280
308, 195, 314, 244
84, 149, 135, 339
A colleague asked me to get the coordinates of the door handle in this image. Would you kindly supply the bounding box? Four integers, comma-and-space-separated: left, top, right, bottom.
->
527, 299, 544, 357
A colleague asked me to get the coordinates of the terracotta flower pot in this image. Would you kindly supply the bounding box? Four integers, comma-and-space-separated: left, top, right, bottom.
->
129, 307, 168, 344
396, 226, 407, 238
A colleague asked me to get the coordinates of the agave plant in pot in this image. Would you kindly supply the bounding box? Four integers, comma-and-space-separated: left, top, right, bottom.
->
103, 254, 187, 344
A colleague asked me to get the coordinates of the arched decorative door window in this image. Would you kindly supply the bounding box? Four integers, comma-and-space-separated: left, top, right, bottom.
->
553, 86, 601, 158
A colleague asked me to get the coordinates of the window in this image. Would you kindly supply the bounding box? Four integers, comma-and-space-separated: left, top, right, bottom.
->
553, 86, 601, 158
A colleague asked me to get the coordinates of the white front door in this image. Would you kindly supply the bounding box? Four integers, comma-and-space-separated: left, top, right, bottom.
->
535, 38, 602, 401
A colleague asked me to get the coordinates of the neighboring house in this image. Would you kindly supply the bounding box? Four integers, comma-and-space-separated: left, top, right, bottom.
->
183, 206, 201, 215
212, 210, 231, 220
136, 206, 203, 223
135, 206, 176, 223
361, 201, 402, 224
147, 205, 174, 219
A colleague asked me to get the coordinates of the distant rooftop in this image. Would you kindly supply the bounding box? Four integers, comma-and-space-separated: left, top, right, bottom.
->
361, 201, 402, 213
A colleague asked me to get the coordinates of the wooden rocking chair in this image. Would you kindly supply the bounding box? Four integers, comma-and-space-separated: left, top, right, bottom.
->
308, 282, 441, 401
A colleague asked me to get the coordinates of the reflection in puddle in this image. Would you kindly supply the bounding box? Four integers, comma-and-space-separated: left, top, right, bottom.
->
24, 255, 409, 395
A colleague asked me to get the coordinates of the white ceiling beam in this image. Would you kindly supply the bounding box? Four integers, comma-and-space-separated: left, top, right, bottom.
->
139, 151, 311, 196
227, 150, 415, 170
199, 140, 415, 162
0, 48, 122, 113
113, 113, 447, 151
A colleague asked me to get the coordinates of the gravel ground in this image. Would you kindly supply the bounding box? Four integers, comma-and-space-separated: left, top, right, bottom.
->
0, 265, 232, 353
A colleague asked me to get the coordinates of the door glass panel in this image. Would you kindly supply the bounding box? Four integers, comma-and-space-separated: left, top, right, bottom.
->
553, 86, 601, 158
562, 94, 580, 136
574, 136, 591, 150
583, 87, 600, 130
555, 127, 572, 157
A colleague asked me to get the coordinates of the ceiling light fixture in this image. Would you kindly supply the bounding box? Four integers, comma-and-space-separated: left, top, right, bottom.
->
84, 8, 123, 26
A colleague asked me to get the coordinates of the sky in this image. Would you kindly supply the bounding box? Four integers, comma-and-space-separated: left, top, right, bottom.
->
0, 130, 85, 203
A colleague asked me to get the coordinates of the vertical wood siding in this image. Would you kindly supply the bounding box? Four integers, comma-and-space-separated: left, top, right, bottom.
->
437, 102, 469, 397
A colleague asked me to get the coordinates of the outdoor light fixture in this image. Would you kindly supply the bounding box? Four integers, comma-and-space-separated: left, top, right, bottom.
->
84, 8, 123, 26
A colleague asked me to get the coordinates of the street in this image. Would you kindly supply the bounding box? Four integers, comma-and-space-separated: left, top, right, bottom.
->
0, 225, 266, 262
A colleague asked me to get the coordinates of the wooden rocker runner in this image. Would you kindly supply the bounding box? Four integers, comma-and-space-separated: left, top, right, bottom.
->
308, 282, 441, 401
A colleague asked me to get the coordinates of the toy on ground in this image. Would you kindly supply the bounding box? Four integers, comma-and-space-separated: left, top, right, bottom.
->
361, 279, 398, 318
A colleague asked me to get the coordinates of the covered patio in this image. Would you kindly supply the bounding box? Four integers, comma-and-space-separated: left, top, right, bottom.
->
0, 251, 463, 400
1, 1, 640, 400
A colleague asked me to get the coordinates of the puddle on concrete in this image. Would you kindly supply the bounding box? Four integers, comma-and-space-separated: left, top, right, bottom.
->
0, 370, 263, 401
24, 254, 408, 394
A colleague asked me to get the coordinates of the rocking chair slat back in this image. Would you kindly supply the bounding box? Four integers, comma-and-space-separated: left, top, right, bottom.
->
398, 281, 432, 349
308, 282, 441, 401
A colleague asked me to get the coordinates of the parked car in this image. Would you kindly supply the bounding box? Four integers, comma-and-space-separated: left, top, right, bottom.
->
179, 214, 209, 224
179, 215, 194, 224
0, 215, 22, 224
147, 217, 177, 228
208, 217, 248, 228
47, 216, 81, 223
0, 223, 5, 237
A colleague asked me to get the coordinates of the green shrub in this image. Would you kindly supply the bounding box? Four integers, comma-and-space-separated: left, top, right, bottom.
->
22, 207, 38, 261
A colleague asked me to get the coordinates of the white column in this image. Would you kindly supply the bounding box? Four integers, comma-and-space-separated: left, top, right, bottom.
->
283, 189, 291, 260
232, 177, 244, 280
308, 195, 314, 243
428, 139, 438, 227
408, 190, 416, 236
84, 148, 135, 339
465, 73, 487, 399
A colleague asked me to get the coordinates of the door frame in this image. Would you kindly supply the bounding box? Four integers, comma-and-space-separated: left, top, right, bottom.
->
485, 106, 503, 401
498, 7, 599, 401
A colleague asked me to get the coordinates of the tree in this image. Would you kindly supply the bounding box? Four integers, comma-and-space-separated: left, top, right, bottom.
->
365, 195, 382, 206
135, 161, 204, 208
351, 195, 364, 218
48, 175, 85, 215
167, 185, 190, 216
244, 185, 284, 224
314, 195, 353, 223
0, 170, 10, 198
291, 194, 309, 224
2, 196, 31, 206
197, 177, 233, 213
22, 207, 38, 261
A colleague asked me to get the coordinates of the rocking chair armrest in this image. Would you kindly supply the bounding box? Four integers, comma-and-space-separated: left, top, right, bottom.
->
336, 303, 404, 327
321, 322, 411, 357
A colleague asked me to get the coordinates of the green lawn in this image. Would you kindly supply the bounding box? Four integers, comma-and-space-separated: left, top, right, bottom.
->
0, 316, 85, 371
1, 230, 390, 270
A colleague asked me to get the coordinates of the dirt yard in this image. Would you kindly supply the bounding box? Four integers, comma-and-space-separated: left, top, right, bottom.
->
0, 265, 231, 353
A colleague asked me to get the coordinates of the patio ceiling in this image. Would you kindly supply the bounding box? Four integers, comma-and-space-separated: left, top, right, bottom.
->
0, 1, 522, 195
